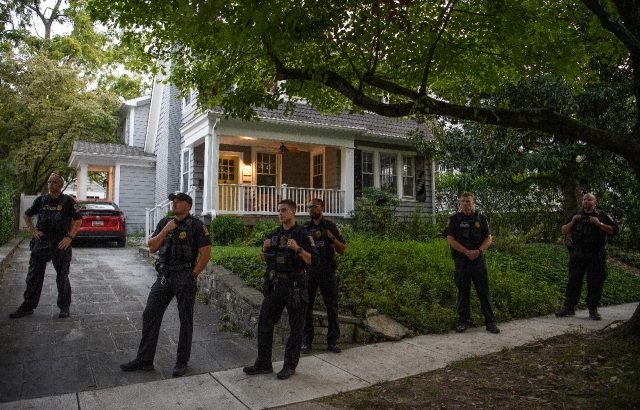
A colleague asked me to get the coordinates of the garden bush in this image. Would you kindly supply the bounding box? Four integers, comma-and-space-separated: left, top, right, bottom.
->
243, 220, 280, 246
210, 215, 245, 245
0, 193, 15, 245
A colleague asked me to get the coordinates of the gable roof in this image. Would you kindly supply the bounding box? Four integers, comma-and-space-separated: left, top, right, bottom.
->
69, 141, 156, 168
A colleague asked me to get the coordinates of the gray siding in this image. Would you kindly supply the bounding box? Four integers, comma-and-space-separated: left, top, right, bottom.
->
119, 165, 156, 233
154, 84, 182, 203
132, 104, 150, 148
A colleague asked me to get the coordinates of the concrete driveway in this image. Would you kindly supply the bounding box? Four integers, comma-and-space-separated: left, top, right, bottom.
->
0, 241, 264, 403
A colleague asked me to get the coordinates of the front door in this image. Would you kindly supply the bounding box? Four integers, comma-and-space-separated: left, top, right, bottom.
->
218, 156, 239, 210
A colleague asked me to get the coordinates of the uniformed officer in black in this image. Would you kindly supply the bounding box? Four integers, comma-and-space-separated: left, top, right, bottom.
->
301, 198, 346, 354
10, 173, 82, 319
556, 193, 618, 320
120, 192, 211, 377
243, 199, 316, 380
445, 192, 500, 334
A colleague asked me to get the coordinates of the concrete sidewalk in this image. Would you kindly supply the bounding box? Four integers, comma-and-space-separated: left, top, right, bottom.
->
1, 302, 636, 410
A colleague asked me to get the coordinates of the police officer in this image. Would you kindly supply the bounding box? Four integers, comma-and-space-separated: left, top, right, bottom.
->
120, 192, 211, 377
445, 192, 500, 334
301, 198, 346, 354
243, 199, 316, 380
10, 173, 82, 319
556, 193, 618, 320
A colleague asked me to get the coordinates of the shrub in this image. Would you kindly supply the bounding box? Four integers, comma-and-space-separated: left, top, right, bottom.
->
352, 187, 398, 235
244, 220, 280, 246
210, 215, 245, 245
0, 193, 15, 245
212, 239, 640, 335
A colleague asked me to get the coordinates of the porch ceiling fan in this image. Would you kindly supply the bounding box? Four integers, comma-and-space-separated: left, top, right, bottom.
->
278, 143, 300, 153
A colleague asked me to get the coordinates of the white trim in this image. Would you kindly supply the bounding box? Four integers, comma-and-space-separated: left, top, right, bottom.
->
114, 164, 121, 206
180, 148, 190, 191
202, 118, 220, 216
342, 147, 355, 215
78, 164, 88, 200
144, 77, 165, 154
128, 106, 135, 146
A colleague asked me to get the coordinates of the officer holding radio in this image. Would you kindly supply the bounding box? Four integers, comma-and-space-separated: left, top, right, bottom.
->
243, 199, 316, 380
556, 193, 618, 320
120, 192, 211, 377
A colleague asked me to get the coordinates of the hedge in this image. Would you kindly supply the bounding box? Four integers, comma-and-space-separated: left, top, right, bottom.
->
211, 237, 640, 335
0, 193, 15, 245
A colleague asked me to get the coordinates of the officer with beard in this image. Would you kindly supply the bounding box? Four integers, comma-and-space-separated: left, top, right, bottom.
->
556, 193, 618, 320
243, 199, 316, 380
10, 173, 81, 319
301, 198, 346, 354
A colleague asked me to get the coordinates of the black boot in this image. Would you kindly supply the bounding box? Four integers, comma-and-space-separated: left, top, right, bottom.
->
555, 306, 575, 317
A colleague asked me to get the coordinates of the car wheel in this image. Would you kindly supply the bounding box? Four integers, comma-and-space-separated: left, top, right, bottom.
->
117, 238, 126, 248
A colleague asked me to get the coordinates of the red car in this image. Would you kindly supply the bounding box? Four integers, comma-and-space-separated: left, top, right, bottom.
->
76, 200, 127, 247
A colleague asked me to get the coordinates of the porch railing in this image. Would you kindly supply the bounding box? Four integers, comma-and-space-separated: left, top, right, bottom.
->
145, 186, 198, 240
218, 184, 345, 216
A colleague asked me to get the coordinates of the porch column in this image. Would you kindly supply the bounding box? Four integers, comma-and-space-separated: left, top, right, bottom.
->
341, 147, 355, 215
113, 165, 121, 205
77, 163, 88, 200
203, 118, 220, 216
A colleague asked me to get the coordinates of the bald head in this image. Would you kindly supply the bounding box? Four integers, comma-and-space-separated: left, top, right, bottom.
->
47, 173, 64, 197
582, 193, 597, 212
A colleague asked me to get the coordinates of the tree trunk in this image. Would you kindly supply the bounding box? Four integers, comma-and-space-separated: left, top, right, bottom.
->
607, 303, 640, 338
559, 161, 581, 220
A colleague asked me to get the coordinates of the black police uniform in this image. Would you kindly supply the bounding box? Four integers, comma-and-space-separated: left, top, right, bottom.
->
255, 224, 316, 371
445, 211, 497, 326
19, 193, 81, 312
135, 215, 210, 367
303, 218, 345, 348
562, 209, 618, 310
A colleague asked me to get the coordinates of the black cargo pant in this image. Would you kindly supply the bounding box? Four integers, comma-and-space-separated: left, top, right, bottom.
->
256, 274, 307, 370
136, 271, 197, 366
563, 247, 607, 310
21, 238, 72, 311
303, 270, 340, 346
454, 254, 497, 325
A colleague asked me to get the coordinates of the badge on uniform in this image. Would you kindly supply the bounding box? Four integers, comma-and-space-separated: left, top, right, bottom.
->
57, 204, 62, 211
475, 221, 480, 228
279, 236, 287, 247
179, 231, 187, 239
314, 230, 322, 239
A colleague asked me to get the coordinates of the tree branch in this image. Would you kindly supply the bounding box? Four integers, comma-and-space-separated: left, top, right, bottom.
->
581, 0, 640, 55
419, 0, 457, 94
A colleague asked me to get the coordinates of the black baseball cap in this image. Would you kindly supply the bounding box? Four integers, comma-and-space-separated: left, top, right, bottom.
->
168, 192, 193, 206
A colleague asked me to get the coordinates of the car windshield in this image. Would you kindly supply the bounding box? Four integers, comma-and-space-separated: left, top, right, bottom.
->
79, 203, 117, 210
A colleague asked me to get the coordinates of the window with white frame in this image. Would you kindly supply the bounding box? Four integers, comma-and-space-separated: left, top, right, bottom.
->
312, 154, 323, 188
181, 150, 190, 191
379, 153, 397, 194
361, 151, 374, 188
256, 152, 277, 186
402, 156, 415, 197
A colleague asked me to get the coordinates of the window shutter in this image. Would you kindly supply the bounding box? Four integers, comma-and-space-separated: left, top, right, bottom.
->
415, 156, 426, 202
354, 149, 362, 198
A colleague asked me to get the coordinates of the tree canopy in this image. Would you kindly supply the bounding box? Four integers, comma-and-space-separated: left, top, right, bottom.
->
0, 0, 149, 194
87, 0, 640, 177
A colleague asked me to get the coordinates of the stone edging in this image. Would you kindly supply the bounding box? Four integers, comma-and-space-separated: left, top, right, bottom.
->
137, 246, 371, 344
0, 237, 24, 275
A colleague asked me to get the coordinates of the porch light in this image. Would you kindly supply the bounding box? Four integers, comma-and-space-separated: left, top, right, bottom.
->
243, 164, 252, 175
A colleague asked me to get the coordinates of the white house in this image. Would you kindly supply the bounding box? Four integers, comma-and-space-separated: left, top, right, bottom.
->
69, 77, 436, 236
